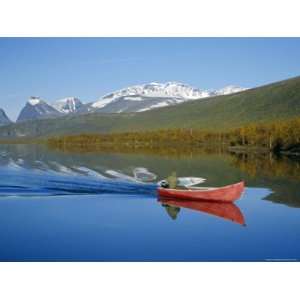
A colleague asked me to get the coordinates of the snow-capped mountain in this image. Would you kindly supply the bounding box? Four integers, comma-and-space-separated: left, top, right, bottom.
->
0, 108, 12, 126
15, 82, 247, 122
89, 82, 246, 113
17, 97, 62, 122
92, 82, 212, 107
52, 97, 83, 114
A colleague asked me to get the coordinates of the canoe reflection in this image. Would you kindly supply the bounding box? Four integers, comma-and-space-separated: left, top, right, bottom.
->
159, 197, 245, 225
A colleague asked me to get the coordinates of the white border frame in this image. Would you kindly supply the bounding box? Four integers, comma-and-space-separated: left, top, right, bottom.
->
0, 0, 299, 299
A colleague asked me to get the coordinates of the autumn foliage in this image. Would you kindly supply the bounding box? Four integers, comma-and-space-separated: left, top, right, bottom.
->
48, 117, 300, 154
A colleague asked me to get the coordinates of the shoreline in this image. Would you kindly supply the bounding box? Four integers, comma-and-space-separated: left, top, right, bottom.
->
1, 138, 300, 157
3, 138, 298, 156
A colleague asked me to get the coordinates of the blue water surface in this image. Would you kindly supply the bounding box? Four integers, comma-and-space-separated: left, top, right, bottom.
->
0, 144, 300, 261
0, 189, 299, 261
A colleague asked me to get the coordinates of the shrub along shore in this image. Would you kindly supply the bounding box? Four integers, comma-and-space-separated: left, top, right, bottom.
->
47, 117, 300, 155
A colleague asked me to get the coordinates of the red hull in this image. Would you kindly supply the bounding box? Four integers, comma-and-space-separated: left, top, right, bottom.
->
159, 198, 245, 225
157, 181, 245, 203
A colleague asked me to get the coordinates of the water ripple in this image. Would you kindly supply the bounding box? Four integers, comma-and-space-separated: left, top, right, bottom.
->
0, 166, 157, 197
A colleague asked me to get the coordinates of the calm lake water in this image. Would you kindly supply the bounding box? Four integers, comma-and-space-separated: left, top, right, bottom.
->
0, 144, 300, 261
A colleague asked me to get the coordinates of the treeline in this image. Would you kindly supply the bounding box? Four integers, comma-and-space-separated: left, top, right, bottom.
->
228, 118, 300, 153
47, 117, 300, 154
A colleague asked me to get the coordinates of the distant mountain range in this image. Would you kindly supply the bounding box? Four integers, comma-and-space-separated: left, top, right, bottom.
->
0, 75, 299, 139
1, 82, 246, 124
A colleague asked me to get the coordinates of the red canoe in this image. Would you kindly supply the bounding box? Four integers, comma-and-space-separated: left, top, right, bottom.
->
159, 198, 245, 225
157, 181, 245, 203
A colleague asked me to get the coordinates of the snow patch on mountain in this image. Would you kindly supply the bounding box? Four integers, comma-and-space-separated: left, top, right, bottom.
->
28, 98, 41, 106
91, 97, 117, 109
216, 85, 247, 95
138, 101, 171, 112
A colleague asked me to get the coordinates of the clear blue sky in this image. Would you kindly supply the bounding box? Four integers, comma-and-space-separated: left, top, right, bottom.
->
1, 38, 300, 120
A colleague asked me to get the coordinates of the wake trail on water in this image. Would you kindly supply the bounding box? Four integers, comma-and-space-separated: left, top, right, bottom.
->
0, 166, 157, 197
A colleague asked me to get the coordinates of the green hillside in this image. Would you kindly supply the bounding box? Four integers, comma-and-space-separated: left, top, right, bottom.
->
1, 75, 300, 138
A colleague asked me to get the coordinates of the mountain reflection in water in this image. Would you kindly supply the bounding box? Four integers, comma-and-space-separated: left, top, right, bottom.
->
0, 143, 300, 208
0, 166, 157, 197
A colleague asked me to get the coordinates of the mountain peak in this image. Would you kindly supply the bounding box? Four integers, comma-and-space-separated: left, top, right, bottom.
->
52, 97, 83, 114
17, 97, 61, 123
28, 96, 42, 106
0, 108, 12, 126
148, 82, 161, 85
